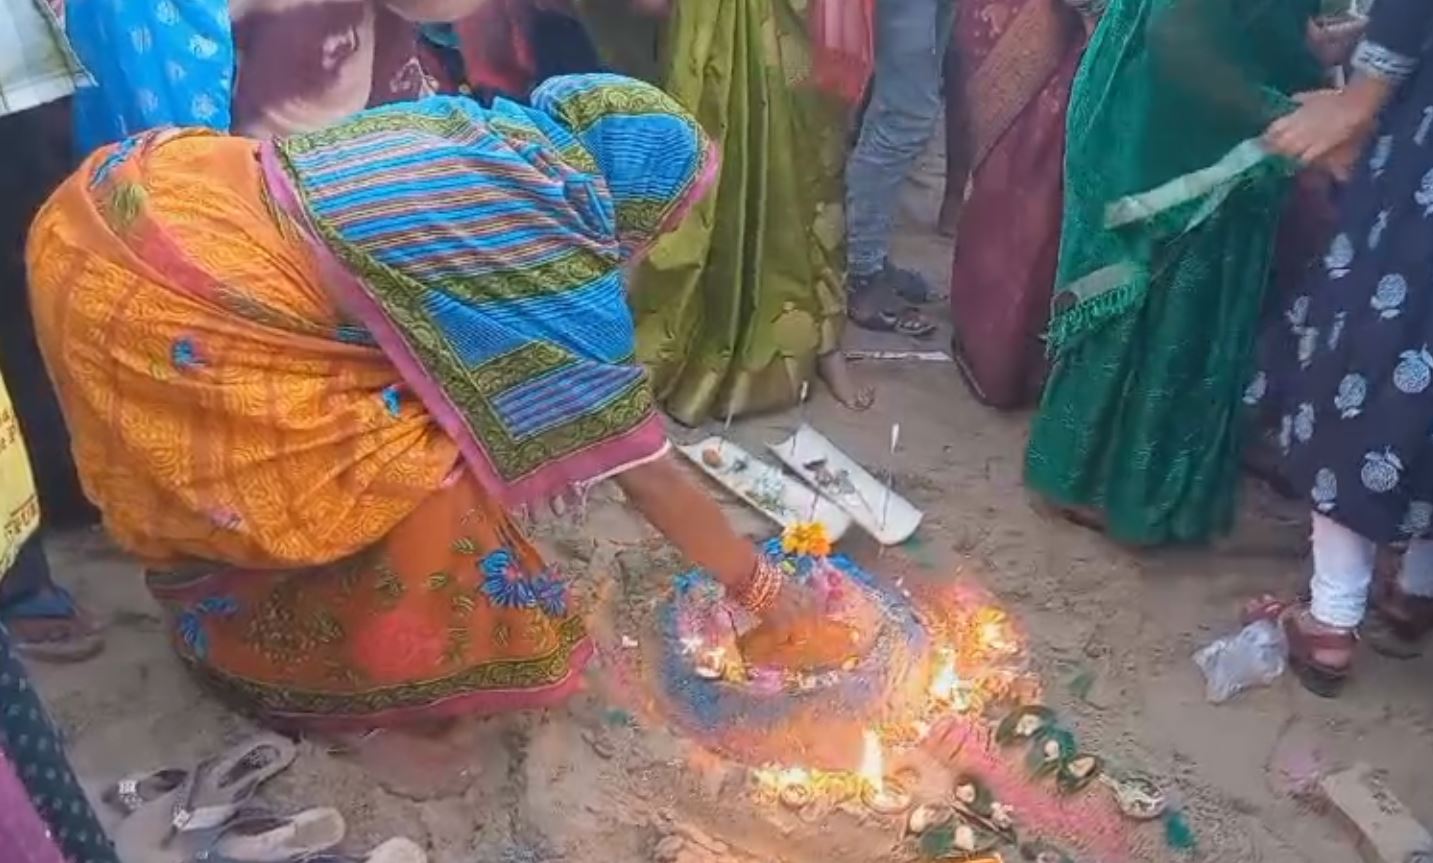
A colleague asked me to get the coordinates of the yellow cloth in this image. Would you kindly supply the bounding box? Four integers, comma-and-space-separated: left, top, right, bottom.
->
0, 373, 41, 579
27, 131, 458, 568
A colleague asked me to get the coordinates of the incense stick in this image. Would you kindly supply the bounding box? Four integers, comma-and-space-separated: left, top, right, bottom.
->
878, 424, 900, 553
716, 403, 735, 461
789, 380, 810, 461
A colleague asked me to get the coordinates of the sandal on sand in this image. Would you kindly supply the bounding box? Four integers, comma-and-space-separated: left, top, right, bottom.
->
306, 838, 429, 863
114, 735, 298, 862
200, 807, 346, 862
174, 734, 298, 833
1282, 608, 1354, 698
102, 767, 189, 816
847, 304, 937, 338
0, 586, 103, 662
846, 276, 938, 339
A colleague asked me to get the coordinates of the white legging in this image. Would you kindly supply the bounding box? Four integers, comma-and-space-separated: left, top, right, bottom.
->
1311, 513, 1433, 629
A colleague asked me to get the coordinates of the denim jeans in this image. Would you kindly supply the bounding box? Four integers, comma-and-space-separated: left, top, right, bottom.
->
845, 0, 956, 277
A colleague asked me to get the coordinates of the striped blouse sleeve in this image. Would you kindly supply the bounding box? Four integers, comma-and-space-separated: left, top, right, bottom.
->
1352, 0, 1433, 83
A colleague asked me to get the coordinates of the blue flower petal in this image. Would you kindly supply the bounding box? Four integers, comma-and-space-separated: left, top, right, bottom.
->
381, 385, 401, 417
533, 576, 568, 617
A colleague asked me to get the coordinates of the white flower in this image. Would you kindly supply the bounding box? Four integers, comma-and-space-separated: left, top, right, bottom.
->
1327, 311, 1347, 351
1298, 327, 1321, 367
1325, 234, 1354, 278
1394, 347, 1433, 395
1372, 274, 1408, 319
1312, 468, 1338, 512
191, 94, 217, 121
1335, 373, 1367, 419
1244, 372, 1267, 406
129, 25, 152, 54
1287, 295, 1310, 329
189, 35, 218, 59
1361, 449, 1404, 494
1419, 106, 1433, 147
1370, 135, 1394, 176
1416, 168, 1433, 216
1369, 209, 1390, 250
1293, 403, 1316, 443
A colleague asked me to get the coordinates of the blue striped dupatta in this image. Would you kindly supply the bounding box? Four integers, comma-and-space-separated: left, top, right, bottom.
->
265, 75, 717, 507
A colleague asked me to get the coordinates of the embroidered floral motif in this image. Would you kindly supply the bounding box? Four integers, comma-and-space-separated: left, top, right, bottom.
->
177, 596, 238, 659
532, 575, 569, 617
381, 385, 401, 417
171, 337, 205, 370
480, 548, 537, 608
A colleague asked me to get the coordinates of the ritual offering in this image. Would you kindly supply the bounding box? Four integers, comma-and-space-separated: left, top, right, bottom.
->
600, 523, 1158, 863
769, 424, 923, 545
677, 437, 853, 541
656, 524, 931, 770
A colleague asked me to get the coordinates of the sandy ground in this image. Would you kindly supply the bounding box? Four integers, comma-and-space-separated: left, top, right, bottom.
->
25, 135, 1433, 863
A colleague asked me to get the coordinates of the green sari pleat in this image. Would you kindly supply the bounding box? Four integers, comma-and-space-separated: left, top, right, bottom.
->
1024, 0, 1321, 545
582, 0, 847, 424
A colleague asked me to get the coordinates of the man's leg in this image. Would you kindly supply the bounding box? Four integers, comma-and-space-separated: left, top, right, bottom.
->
0, 535, 103, 662
846, 0, 954, 282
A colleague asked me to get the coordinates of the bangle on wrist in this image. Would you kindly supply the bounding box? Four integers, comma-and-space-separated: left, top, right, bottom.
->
735, 557, 784, 615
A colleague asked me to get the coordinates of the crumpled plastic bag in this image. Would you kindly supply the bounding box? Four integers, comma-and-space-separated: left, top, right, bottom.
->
1193, 619, 1288, 703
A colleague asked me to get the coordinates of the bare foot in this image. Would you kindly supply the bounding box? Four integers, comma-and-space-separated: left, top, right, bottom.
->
817, 351, 875, 411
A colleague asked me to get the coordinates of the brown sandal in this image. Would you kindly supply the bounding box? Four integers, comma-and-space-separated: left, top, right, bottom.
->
1367, 582, 1433, 658
1282, 608, 1354, 698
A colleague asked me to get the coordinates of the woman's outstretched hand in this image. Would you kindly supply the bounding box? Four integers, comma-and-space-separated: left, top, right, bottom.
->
759, 576, 822, 631
1264, 81, 1391, 180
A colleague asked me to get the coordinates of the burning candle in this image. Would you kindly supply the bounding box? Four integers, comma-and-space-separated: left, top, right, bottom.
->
857, 729, 912, 816
693, 646, 727, 680
974, 609, 1016, 655
928, 648, 974, 713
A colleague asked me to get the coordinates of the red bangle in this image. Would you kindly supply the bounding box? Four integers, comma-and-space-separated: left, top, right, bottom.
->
735, 557, 783, 615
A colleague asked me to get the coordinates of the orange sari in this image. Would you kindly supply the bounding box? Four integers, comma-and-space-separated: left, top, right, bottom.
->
27, 130, 589, 728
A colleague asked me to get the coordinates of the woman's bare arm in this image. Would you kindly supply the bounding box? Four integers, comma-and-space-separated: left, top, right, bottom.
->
615, 454, 757, 593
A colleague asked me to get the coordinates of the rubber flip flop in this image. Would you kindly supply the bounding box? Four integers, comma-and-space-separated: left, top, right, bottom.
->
171, 733, 298, 835
306, 838, 429, 863
102, 767, 188, 817
204, 807, 347, 862
1, 586, 103, 662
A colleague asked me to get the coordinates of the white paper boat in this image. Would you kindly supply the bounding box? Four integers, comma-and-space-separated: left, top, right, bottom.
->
768, 424, 923, 546
676, 436, 853, 541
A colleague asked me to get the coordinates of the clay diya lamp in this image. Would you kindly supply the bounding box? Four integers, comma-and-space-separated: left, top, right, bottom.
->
1025, 727, 1076, 777
905, 803, 955, 836
918, 816, 1001, 860
953, 775, 1017, 844
1056, 753, 1103, 794
995, 705, 1056, 746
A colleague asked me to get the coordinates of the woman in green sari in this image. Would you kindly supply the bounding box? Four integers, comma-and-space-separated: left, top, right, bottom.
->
581, 0, 867, 422
1024, 0, 1324, 544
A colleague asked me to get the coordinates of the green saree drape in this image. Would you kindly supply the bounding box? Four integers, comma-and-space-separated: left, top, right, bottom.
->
1024, 0, 1322, 544
581, 0, 848, 424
